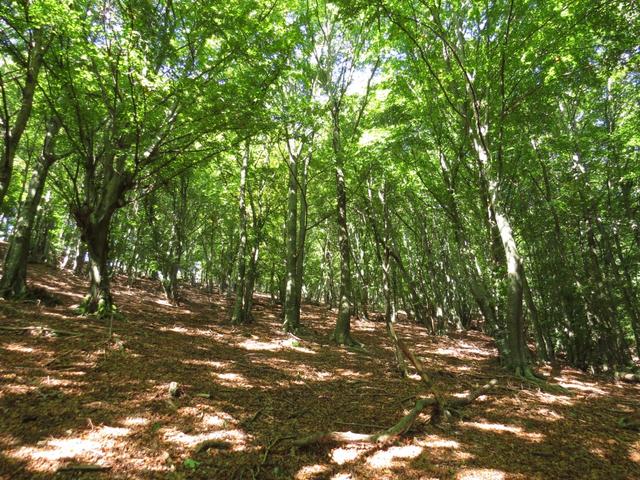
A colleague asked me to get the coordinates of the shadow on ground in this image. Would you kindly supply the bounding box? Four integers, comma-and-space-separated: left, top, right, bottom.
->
0, 263, 639, 479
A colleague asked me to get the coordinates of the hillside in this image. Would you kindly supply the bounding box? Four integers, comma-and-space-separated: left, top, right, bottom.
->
0, 266, 639, 480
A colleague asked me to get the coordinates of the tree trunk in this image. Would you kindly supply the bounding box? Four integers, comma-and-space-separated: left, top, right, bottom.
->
523, 273, 554, 361
82, 220, 114, 316
0, 118, 60, 297
493, 192, 529, 373
283, 142, 299, 331
0, 30, 45, 208
293, 157, 308, 320
242, 239, 259, 322
232, 141, 250, 325
73, 238, 87, 275
370, 181, 407, 376
331, 113, 356, 345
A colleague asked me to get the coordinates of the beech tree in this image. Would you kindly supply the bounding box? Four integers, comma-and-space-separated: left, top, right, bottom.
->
0, 0, 637, 374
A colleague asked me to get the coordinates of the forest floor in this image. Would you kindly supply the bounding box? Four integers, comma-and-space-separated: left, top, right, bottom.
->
0, 264, 639, 480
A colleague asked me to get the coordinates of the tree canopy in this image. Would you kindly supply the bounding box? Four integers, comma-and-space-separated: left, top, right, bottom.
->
1, 0, 639, 377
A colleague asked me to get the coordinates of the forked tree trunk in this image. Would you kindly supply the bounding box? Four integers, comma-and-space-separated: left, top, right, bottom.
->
0, 118, 60, 297
74, 171, 131, 316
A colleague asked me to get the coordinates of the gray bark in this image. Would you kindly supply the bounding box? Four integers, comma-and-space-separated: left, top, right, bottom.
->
0, 29, 46, 207
0, 118, 60, 297
331, 107, 355, 345
283, 141, 299, 331
231, 141, 250, 324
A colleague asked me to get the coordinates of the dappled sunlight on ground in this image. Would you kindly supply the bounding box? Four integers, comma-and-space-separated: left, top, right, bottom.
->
161, 426, 248, 450
460, 420, 545, 442
417, 434, 461, 449
0, 263, 639, 479
456, 468, 506, 480
213, 371, 252, 388
295, 463, 331, 479
331, 445, 367, 465
8, 425, 131, 472
366, 444, 423, 469
556, 378, 606, 395
630, 440, 640, 463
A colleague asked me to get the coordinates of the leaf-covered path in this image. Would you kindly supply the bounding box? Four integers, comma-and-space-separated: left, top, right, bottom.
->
1, 265, 639, 479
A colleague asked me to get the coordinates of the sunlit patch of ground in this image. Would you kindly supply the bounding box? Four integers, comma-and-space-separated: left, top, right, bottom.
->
1, 262, 639, 479
366, 444, 424, 469
161, 426, 248, 450
630, 440, 640, 463
460, 420, 545, 442
295, 463, 331, 479
8, 425, 131, 472
456, 468, 506, 480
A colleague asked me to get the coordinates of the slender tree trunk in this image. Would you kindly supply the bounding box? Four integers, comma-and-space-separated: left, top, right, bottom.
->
321, 234, 334, 308
0, 30, 45, 208
283, 143, 299, 331
293, 159, 308, 320
232, 141, 250, 324
331, 111, 356, 345
242, 238, 260, 322
369, 181, 407, 376
523, 272, 554, 361
73, 238, 87, 275
473, 129, 530, 374
0, 118, 60, 297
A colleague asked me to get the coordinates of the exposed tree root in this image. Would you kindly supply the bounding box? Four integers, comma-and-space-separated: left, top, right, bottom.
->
331, 331, 363, 348
0, 325, 81, 337
614, 372, 640, 383
291, 335, 499, 449
515, 367, 572, 395
292, 379, 497, 448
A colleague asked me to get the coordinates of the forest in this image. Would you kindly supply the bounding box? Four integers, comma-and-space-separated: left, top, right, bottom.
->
0, 0, 639, 478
